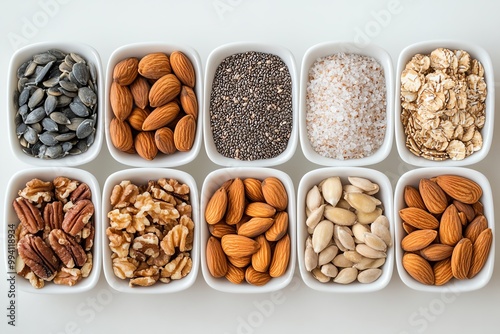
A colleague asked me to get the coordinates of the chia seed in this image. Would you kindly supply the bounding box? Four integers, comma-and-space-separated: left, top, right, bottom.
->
210, 51, 293, 161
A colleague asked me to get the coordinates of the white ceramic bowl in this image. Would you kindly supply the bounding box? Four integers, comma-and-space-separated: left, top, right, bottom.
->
299, 42, 394, 166
7, 41, 104, 167
102, 168, 199, 293
3, 167, 101, 294
203, 42, 298, 167
297, 167, 394, 292
395, 40, 494, 166
200, 167, 296, 293
105, 42, 203, 167
394, 167, 495, 292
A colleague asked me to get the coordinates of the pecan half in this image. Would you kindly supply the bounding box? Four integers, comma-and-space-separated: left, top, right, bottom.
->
17, 235, 59, 281
62, 199, 94, 236
70, 182, 92, 202
44, 201, 64, 230
49, 229, 87, 268
13, 197, 44, 234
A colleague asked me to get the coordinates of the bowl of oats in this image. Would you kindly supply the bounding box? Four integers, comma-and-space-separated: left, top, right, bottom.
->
395, 40, 494, 166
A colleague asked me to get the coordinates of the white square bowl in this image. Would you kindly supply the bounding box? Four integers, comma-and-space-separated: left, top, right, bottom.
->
299, 42, 394, 166
394, 167, 495, 292
3, 167, 101, 293
200, 167, 296, 293
101, 168, 199, 293
105, 42, 203, 167
395, 40, 494, 166
7, 41, 104, 166
297, 167, 394, 292
203, 42, 298, 167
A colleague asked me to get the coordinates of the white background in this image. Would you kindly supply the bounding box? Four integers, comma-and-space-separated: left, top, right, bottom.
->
1, 0, 499, 333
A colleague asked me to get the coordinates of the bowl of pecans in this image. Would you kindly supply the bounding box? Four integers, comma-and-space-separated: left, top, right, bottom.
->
3, 167, 101, 293
395, 40, 494, 166
101, 168, 199, 293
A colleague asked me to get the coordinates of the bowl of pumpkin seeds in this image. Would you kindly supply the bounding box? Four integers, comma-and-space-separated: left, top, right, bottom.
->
7, 42, 104, 166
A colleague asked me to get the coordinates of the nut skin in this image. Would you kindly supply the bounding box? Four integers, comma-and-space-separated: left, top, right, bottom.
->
439, 204, 463, 246
245, 265, 271, 286
138, 52, 171, 80
468, 228, 493, 279
62, 199, 94, 236
18, 235, 60, 281
13, 197, 44, 234
269, 233, 290, 278
49, 229, 87, 268
402, 252, 434, 285
173, 114, 196, 152
243, 178, 265, 202
261, 177, 288, 211
129, 76, 150, 110
252, 235, 271, 273
180, 86, 198, 119
206, 236, 228, 278
149, 74, 181, 107
435, 175, 482, 204
110, 118, 134, 152
404, 185, 427, 210
110, 82, 133, 121
113, 57, 139, 86
225, 178, 246, 226
419, 178, 448, 214
134, 131, 158, 161
221, 234, 260, 257
142, 101, 180, 131
451, 238, 473, 279
127, 107, 150, 131
154, 127, 177, 155
205, 187, 228, 225
434, 258, 453, 286
399, 207, 439, 230
170, 51, 196, 88
265, 211, 288, 242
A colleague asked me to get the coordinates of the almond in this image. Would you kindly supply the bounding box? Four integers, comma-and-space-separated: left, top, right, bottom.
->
262, 177, 288, 211
142, 101, 180, 131
451, 238, 473, 279
227, 255, 251, 268
245, 265, 271, 286
225, 263, 245, 284
224, 178, 245, 225
468, 228, 492, 279
435, 175, 482, 204
110, 82, 133, 121
265, 211, 288, 242
252, 235, 271, 272
420, 244, 454, 261
221, 234, 260, 257
179, 86, 198, 119
205, 187, 228, 225
127, 107, 149, 131
464, 215, 488, 244
243, 178, 265, 202
453, 200, 476, 223
434, 258, 453, 286
269, 233, 290, 278
402, 253, 434, 285
206, 236, 228, 278
173, 114, 196, 152
154, 127, 176, 155
401, 229, 437, 252
419, 178, 448, 214
138, 52, 171, 80
149, 74, 181, 107
109, 118, 133, 152
208, 222, 236, 238
170, 51, 196, 88
134, 131, 157, 161
129, 76, 150, 110
244, 202, 276, 218
404, 185, 427, 210
237, 217, 274, 238
399, 207, 439, 230
402, 222, 417, 235
472, 201, 484, 216
113, 57, 139, 86
439, 204, 462, 246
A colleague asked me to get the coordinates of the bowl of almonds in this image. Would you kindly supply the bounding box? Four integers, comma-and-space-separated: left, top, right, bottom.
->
200, 167, 296, 293
394, 167, 494, 292
395, 40, 494, 166
297, 167, 394, 292
105, 42, 202, 167
3, 167, 101, 293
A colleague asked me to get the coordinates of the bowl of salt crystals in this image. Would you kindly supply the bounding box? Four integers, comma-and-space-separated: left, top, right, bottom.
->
300, 41, 394, 166
395, 40, 494, 167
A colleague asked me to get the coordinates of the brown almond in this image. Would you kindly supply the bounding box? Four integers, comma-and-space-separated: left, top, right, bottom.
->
170, 51, 196, 88
435, 175, 482, 204
472, 201, 484, 216
464, 215, 488, 244
127, 107, 149, 131
434, 258, 453, 286
269, 233, 290, 278
243, 178, 265, 202
402, 253, 434, 285
265, 211, 288, 242
206, 236, 228, 278
227, 255, 251, 268
179, 86, 198, 119
238, 217, 274, 238
221, 234, 260, 257
208, 222, 236, 238
154, 127, 176, 155
420, 244, 454, 262
134, 131, 157, 160
399, 207, 439, 230
245, 265, 271, 286
225, 178, 245, 225
109, 118, 133, 152
205, 187, 228, 225
439, 204, 462, 246
402, 222, 417, 235
138, 52, 171, 80
453, 200, 476, 223
419, 178, 448, 214
110, 82, 133, 121
451, 238, 473, 279
225, 263, 245, 284
173, 114, 196, 152
113, 57, 139, 86
468, 228, 492, 279
252, 235, 271, 273
404, 185, 427, 210
458, 212, 468, 226
149, 74, 181, 107
129, 76, 150, 110
142, 101, 180, 131
262, 177, 288, 211
245, 202, 276, 218
401, 229, 437, 252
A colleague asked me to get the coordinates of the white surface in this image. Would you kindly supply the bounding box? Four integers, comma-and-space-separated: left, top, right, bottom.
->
1, 0, 500, 333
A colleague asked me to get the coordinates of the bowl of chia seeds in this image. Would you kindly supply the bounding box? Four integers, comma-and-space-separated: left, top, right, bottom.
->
7, 42, 104, 166
299, 42, 394, 166
204, 42, 298, 167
